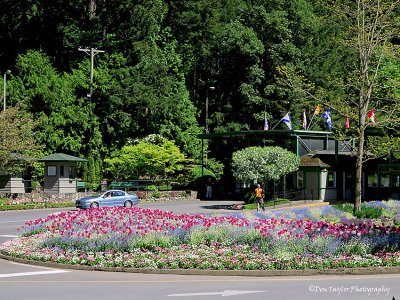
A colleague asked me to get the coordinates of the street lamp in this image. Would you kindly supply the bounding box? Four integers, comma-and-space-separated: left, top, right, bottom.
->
205, 86, 215, 133
3, 70, 11, 111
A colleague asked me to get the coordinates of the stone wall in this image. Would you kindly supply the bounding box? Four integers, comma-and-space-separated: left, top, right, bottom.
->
0, 190, 198, 203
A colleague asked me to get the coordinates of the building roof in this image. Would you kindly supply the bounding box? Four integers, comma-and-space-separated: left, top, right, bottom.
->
198, 129, 332, 139
300, 154, 331, 168
39, 153, 88, 162
311, 150, 355, 156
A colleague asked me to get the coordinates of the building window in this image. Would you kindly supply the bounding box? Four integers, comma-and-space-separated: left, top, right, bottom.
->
60, 166, 64, 177
297, 171, 304, 189
327, 171, 336, 188
47, 166, 57, 177
368, 173, 378, 187
68, 166, 76, 179
380, 172, 390, 187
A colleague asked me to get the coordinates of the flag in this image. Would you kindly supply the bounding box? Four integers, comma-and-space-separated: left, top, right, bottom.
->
302, 109, 307, 129
282, 112, 293, 130
323, 109, 332, 130
345, 113, 349, 129
367, 110, 375, 124
264, 114, 269, 131
314, 104, 321, 115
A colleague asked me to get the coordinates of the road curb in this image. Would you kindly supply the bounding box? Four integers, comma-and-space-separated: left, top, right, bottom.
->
1, 253, 399, 277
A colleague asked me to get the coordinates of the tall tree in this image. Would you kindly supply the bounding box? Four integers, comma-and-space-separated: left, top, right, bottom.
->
281, 0, 400, 211
0, 103, 42, 174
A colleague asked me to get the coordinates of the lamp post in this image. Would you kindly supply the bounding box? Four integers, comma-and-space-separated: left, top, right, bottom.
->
3, 70, 11, 111
202, 86, 215, 199
205, 86, 215, 133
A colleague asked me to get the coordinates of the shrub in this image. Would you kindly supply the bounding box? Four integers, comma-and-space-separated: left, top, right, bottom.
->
159, 184, 172, 191
243, 190, 255, 204
152, 191, 162, 198
179, 191, 190, 197
354, 206, 382, 219
145, 185, 156, 191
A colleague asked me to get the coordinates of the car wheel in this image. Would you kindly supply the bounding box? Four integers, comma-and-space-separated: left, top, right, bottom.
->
124, 201, 132, 208
90, 202, 99, 208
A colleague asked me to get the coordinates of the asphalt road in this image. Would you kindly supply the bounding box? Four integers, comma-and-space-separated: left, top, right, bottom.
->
0, 200, 399, 300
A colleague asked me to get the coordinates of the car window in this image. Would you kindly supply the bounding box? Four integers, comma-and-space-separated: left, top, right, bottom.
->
115, 191, 124, 196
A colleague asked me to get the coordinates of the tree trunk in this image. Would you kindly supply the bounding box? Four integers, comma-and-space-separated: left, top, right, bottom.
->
354, 135, 364, 211
89, 0, 96, 20
354, 104, 367, 212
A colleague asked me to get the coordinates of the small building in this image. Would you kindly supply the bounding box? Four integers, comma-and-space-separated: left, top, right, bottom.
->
39, 153, 87, 193
0, 173, 26, 194
199, 130, 357, 201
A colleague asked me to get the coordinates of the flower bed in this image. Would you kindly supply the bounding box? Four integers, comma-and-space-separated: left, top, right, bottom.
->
0, 197, 75, 211
2, 204, 400, 270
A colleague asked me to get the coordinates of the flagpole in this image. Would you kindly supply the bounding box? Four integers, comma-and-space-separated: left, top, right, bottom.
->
307, 114, 316, 130
271, 119, 282, 130
308, 114, 323, 130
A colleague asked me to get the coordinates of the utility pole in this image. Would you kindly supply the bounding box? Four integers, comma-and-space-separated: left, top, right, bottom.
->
78, 48, 104, 97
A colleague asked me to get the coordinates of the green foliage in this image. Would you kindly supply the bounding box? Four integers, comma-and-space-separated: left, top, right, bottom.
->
190, 166, 215, 181
354, 207, 382, 219
11, 50, 103, 156
0, 103, 43, 174
152, 192, 162, 199
334, 203, 384, 219
0, 202, 74, 211
243, 190, 256, 204
159, 184, 172, 191
105, 138, 187, 180
145, 185, 157, 191
232, 146, 300, 183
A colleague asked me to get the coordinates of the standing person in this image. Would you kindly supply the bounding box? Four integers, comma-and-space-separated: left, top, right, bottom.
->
255, 184, 265, 211
206, 178, 213, 200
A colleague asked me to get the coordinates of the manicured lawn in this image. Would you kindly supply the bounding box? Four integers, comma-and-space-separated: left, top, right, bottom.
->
243, 199, 290, 210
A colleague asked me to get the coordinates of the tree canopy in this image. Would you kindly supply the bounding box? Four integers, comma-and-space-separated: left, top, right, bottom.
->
231, 146, 300, 184
0, 104, 42, 174
105, 137, 187, 180
1, 0, 400, 200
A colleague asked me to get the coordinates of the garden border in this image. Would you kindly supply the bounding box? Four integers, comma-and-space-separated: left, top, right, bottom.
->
1, 252, 399, 277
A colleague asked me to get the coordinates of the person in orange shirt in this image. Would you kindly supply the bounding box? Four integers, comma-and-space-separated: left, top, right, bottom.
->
255, 184, 265, 211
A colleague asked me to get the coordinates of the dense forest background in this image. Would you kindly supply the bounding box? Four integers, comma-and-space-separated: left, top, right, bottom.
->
0, 0, 398, 185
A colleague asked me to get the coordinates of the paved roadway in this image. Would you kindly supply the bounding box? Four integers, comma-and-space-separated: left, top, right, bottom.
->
0, 200, 399, 300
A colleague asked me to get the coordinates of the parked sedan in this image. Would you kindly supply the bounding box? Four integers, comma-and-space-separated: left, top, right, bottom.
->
75, 190, 139, 209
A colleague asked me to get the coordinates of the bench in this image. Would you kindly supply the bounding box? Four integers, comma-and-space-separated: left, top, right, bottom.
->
110, 181, 139, 191
76, 181, 87, 192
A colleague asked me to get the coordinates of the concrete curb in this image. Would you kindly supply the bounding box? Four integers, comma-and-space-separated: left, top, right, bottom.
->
1, 253, 399, 277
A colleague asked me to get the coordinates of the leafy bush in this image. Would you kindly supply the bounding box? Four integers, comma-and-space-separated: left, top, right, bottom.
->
354, 206, 382, 219
159, 184, 172, 191
334, 202, 382, 219
243, 190, 255, 204
152, 192, 162, 198
85, 183, 100, 191
189, 166, 216, 181
333, 202, 354, 214
145, 185, 156, 191
179, 191, 190, 197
